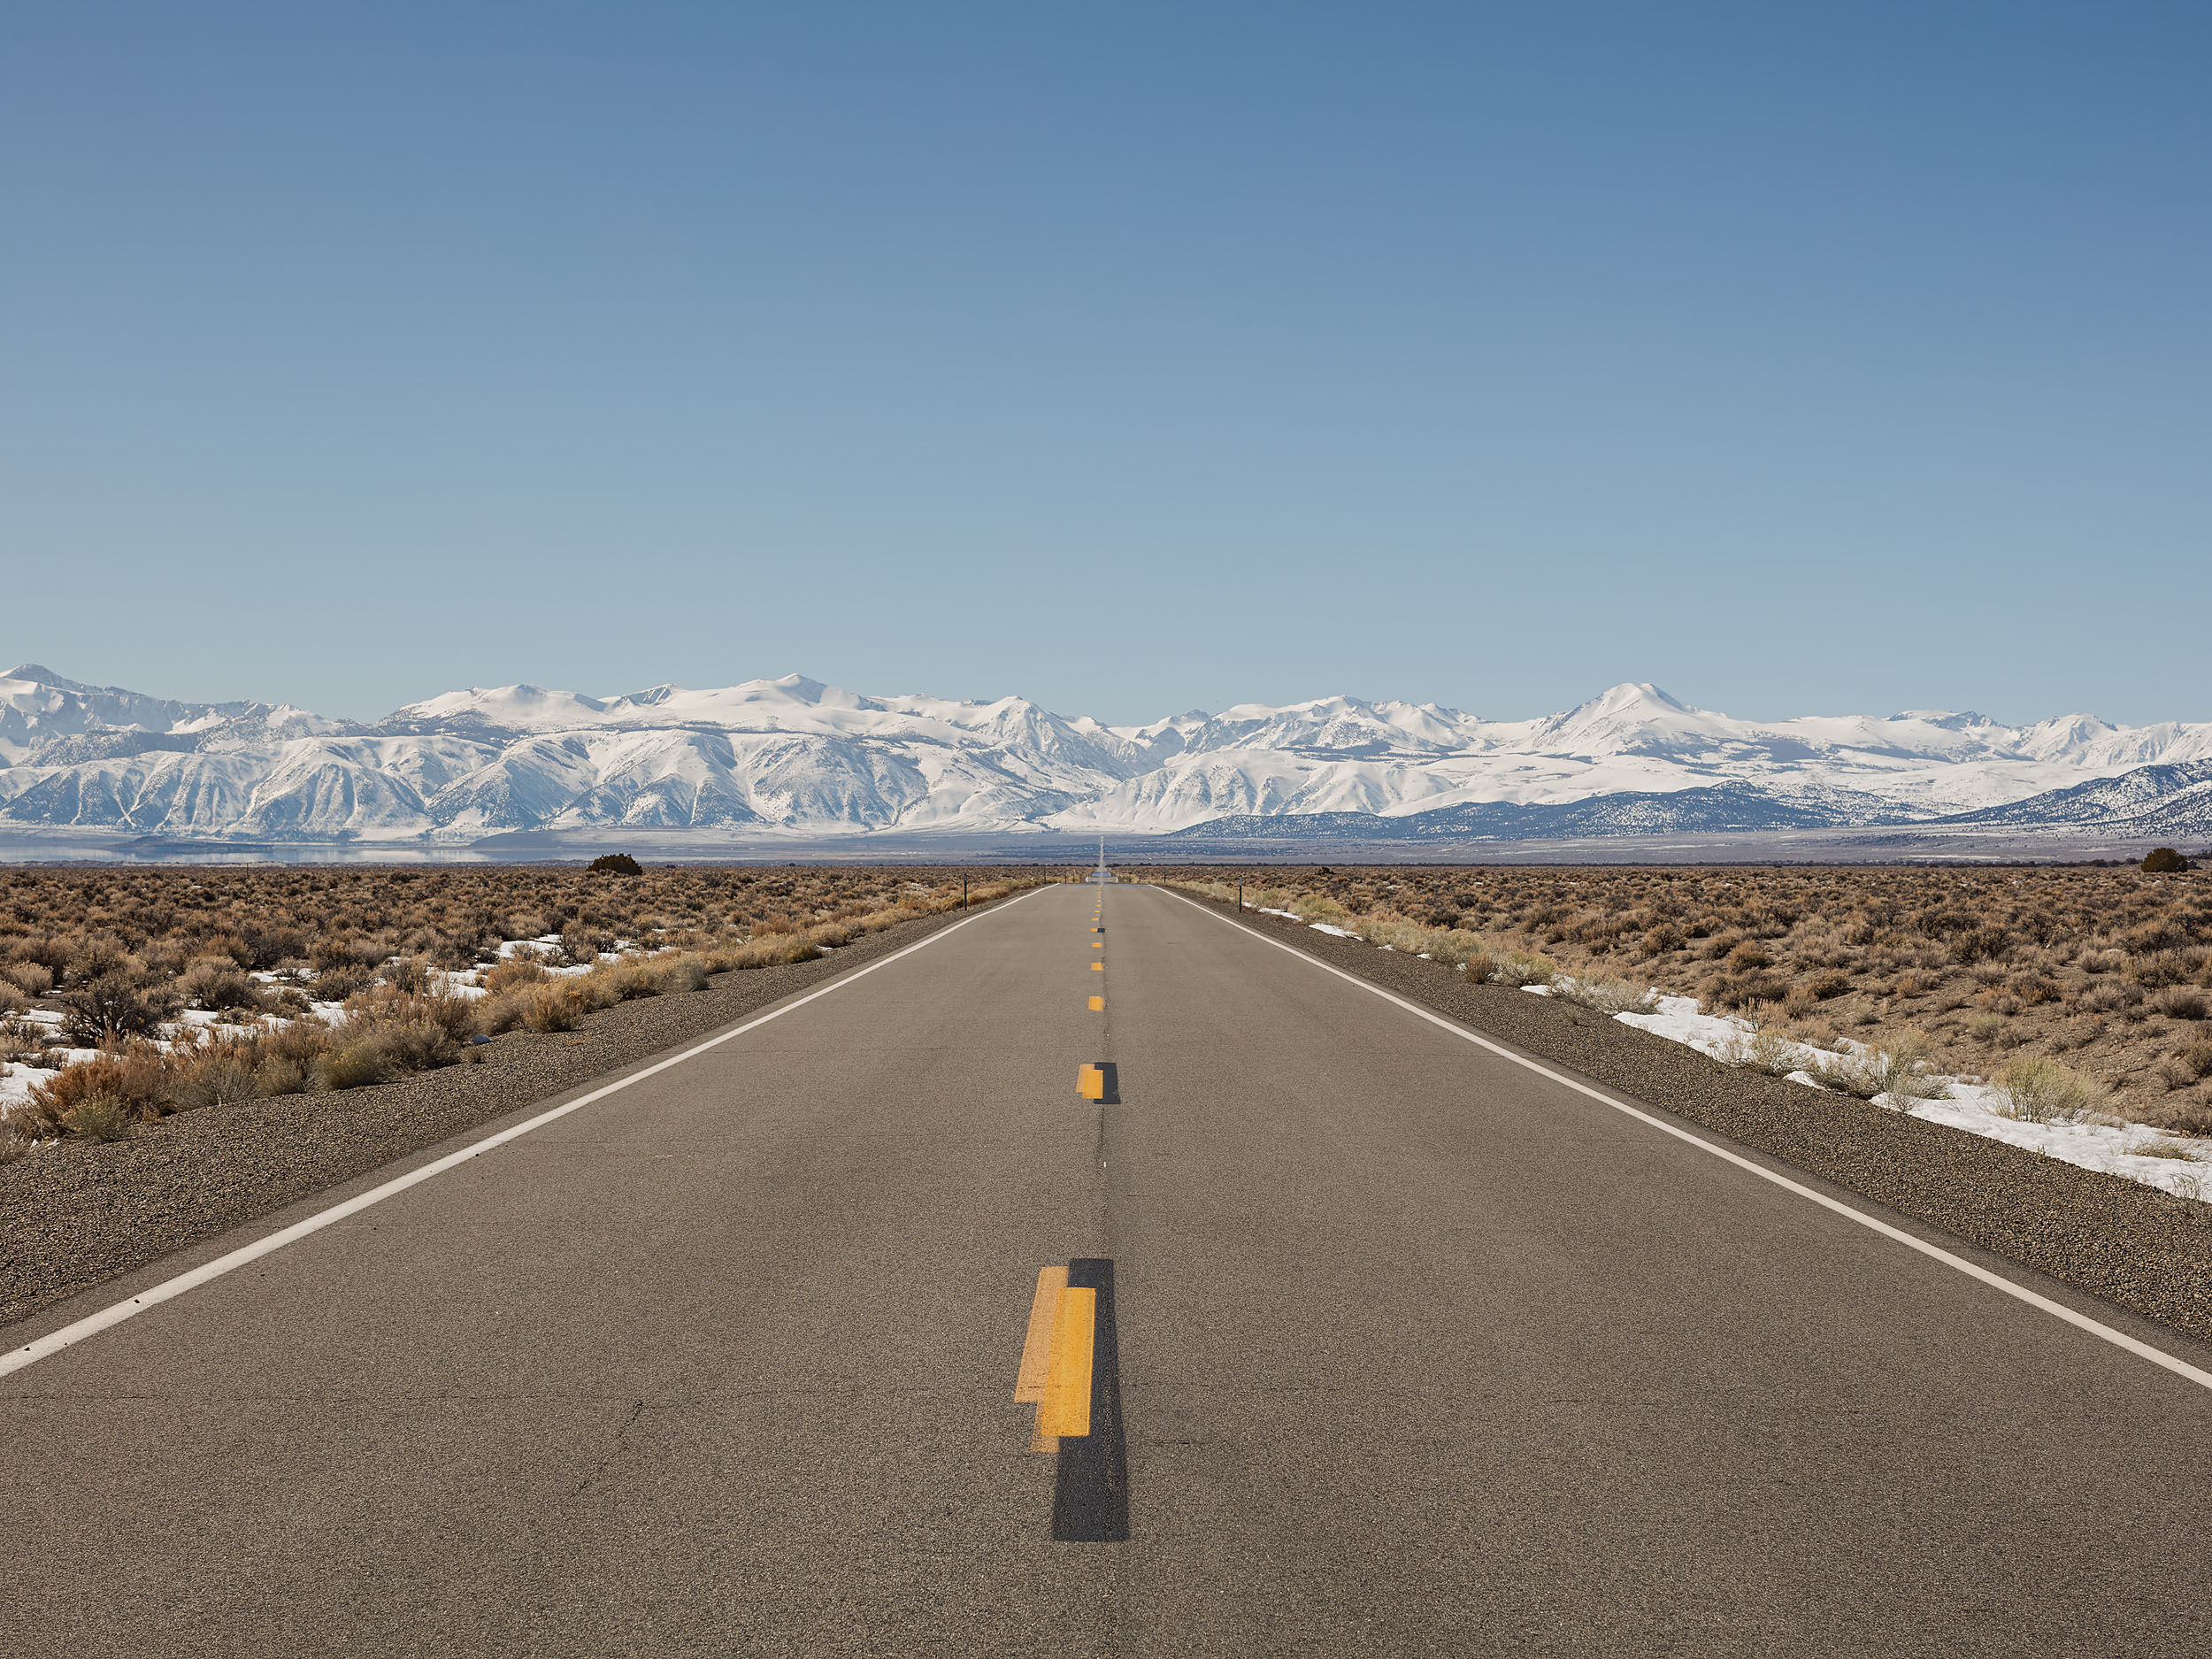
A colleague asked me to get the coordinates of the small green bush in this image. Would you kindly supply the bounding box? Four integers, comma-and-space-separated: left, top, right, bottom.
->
318, 1041, 393, 1090
63, 1094, 134, 1141
2143, 848, 2193, 874
589, 853, 644, 877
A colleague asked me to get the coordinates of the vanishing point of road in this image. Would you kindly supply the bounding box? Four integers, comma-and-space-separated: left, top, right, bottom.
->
6, 882, 2211, 1655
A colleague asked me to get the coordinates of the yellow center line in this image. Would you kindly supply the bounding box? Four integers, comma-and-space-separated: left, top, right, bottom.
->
1078, 1064, 1105, 1101
1015, 1265, 1069, 1402
1088, 995, 1103, 1011
1090, 961, 1103, 971
1040, 1285, 1096, 1439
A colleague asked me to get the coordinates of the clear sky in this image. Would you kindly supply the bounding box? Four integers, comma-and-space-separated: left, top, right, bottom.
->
3, 3, 2205, 728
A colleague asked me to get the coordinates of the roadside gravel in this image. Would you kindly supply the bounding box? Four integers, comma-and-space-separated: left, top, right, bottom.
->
0, 900, 1006, 1330
1187, 890, 2212, 1348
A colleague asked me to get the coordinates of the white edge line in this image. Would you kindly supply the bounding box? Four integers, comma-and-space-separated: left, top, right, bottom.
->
2, 887, 1047, 1380
1158, 886, 2212, 1394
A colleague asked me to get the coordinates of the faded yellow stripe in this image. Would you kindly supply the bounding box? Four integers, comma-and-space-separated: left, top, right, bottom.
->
1014, 1265, 1069, 1402
1090, 962, 1103, 972
1078, 1064, 1104, 1101
1040, 1285, 1095, 1438
1088, 995, 1103, 1011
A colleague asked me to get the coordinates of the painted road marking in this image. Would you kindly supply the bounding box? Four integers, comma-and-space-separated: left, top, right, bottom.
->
1088, 995, 1104, 1011
1090, 962, 1103, 972
1053, 1259, 1128, 1542
1015, 1266, 1070, 1406
1163, 887, 2212, 1396
1079, 1064, 1105, 1101
1041, 1286, 1096, 1438
1, 888, 1053, 1381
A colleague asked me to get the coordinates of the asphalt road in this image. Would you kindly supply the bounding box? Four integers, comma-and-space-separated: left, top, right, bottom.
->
7, 881, 2212, 1655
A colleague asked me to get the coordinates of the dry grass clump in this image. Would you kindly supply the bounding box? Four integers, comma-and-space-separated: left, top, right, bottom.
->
1151, 862, 2212, 1125
2, 864, 1048, 1141
1991, 1055, 2114, 1124
1553, 975, 1659, 1016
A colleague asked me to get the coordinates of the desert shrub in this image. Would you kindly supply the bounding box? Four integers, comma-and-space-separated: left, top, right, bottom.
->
1554, 974, 1656, 1015
311, 964, 374, 1002
1701, 970, 1789, 1010
483, 956, 551, 995
710, 934, 823, 970
63, 1094, 134, 1141
1718, 1027, 1808, 1079
318, 1041, 394, 1089
2181, 1039, 2212, 1080
2128, 952, 2196, 990
25, 1044, 173, 1131
256, 1019, 339, 1087
1, 962, 54, 998
517, 981, 588, 1033
1725, 940, 1772, 971
178, 956, 263, 1011
1489, 952, 1558, 988
366, 1018, 461, 1072
380, 956, 432, 993
1807, 1033, 1949, 1108
64, 934, 135, 986
1951, 926, 2013, 966
169, 1047, 265, 1112
344, 986, 480, 1045
239, 925, 310, 969
62, 973, 177, 1044
589, 853, 644, 877
2144, 848, 2193, 873
559, 923, 610, 964
313, 1016, 459, 1088
1993, 1055, 2112, 1124
616, 955, 708, 995
0, 982, 27, 1017
2155, 986, 2210, 1022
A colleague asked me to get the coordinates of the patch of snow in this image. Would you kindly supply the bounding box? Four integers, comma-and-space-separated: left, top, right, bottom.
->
1614, 995, 2212, 1198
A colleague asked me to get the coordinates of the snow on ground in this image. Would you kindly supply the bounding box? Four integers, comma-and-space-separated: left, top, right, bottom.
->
0, 929, 673, 1132
1614, 995, 2211, 1199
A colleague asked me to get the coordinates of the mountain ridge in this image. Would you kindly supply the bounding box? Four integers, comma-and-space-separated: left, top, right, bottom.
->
3, 664, 2208, 846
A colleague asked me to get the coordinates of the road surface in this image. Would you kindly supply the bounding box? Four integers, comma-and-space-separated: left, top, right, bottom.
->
6, 882, 2212, 1655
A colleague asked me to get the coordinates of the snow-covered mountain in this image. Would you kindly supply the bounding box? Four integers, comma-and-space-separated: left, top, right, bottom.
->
2, 664, 2208, 845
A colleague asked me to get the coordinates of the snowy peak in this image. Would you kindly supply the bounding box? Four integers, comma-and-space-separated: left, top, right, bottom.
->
4, 665, 2212, 842
1528, 682, 1731, 757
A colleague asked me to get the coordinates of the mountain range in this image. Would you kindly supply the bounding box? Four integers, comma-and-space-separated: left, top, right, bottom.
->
2, 663, 2208, 849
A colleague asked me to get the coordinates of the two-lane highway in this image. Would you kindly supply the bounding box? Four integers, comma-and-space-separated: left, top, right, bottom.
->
6, 881, 2212, 1655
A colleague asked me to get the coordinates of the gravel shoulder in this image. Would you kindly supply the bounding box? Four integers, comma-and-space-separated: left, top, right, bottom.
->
1179, 889, 2212, 1347
0, 899, 1008, 1331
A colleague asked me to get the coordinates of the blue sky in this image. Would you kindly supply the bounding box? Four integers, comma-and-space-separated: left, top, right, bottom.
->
3, 3, 2205, 727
